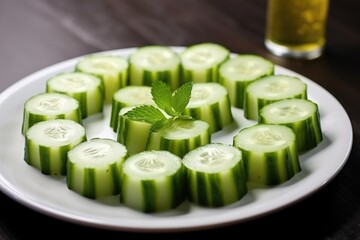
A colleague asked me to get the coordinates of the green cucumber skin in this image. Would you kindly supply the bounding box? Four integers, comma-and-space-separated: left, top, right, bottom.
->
220, 79, 249, 109
129, 64, 180, 91
21, 111, 82, 136
259, 111, 323, 153
83, 168, 96, 198
39, 146, 51, 174
185, 162, 247, 207
75, 55, 129, 104
219, 58, 274, 109
120, 170, 185, 213
260, 116, 323, 153
110, 100, 128, 131
24, 136, 86, 175
116, 113, 129, 143
182, 68, 214, 84
184, 97, 233, 134
110, 89, 154, 132
76, 69, 129, 104
117, 115, 151, 155
46, 87, 104, 119
239, 144, 300, 185
180, 43, 230, 84
181, 59, 228, 84
22, 113, 50, 136
146, 132, 211, 158
141, 180, 157, 213
244, 92, 307, 121
222, 79, 279, 109
67, 160, 123, 199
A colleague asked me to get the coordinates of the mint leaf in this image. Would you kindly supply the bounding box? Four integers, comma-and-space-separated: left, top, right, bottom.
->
151, 80, 174, 115
150, 118, 173, 132
171, 81, 193, 115
124, 105, 166, 124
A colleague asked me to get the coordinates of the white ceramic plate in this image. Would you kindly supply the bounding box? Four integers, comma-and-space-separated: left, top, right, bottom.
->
0, 47, 353, 232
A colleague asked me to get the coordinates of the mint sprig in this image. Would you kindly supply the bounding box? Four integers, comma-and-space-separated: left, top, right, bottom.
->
125, 80, 193, 132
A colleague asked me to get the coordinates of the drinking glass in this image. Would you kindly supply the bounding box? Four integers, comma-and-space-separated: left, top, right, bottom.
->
265, 0, 330, 59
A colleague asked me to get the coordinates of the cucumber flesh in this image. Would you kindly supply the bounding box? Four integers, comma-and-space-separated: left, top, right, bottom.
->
67, 138, 127, 199
112, 86, 155, 106
246, 75, 307, 100
21, 92, 82, 135
219, 54, 274, 108
120, 150, 184, 213
129, 45, 180, 90
259, 98, 323, 152
233, 124, 300, 185
146, 119, 210, 158
244, 75, 307, 120
76, 54, 129, 104
180, 42, 230, 83
185, 82, 233, 133
25, 119, 86, 175
182, 143, 247, 207
219, 55, 274, 81
117, 106, 152, 155
110, 86, 155, 131
46, 72, 104, 119
181, 43, 229, 70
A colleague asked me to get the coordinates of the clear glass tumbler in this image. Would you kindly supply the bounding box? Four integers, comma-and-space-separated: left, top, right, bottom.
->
265, 0, 330, 60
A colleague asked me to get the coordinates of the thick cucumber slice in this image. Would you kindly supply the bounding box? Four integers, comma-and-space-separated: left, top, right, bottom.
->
24, 119, 86, 175
182, 143, 247, 207
76, 54, 129, 104
120, 150, 185, 213
233, 124, 301, 185
243, 75, 307, 120
259, 98, 323, 152
219, 55, 274, 108
67, 138, 127, 199
184, 82, 233, 133
21, 92, 82, 135
180, 42, 230, 83
129, 45, 181, 90
146, 119, 211, 158
46, 72, 104, 119
116, 106, 152, 155
110, 86, 155, 132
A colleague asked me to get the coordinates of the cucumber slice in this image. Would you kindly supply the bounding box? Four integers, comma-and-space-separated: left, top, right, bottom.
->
259, 98, 323, 152
110, 86, 155, 132
219, 55, 274, 108
120, 150, 184, 213
184, 82, 233, 133
116, 106, 152, 155
46, 72, 104, 119
21, 92, 82, 135
146, 119, 211, 158
67, 138, 127, 199
25, 119, 86, 175
243, 75, 307, 120
180, 42, 230, 83
129, 45, 181, 90
182, 143, 247, 207
76, 54, 129, 104
233, 124, 300, 185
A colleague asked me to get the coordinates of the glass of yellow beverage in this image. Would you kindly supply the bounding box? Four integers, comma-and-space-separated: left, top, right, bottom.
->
265, 0, 330, 60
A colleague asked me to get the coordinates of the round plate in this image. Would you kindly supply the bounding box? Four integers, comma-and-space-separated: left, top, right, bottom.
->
0, 47, 353, 232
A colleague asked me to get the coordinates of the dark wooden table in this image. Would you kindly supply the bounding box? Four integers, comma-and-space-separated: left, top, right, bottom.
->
0, 0, 359, 239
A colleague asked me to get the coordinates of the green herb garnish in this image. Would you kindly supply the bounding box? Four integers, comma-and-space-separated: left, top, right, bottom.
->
125, 80, 193, 132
